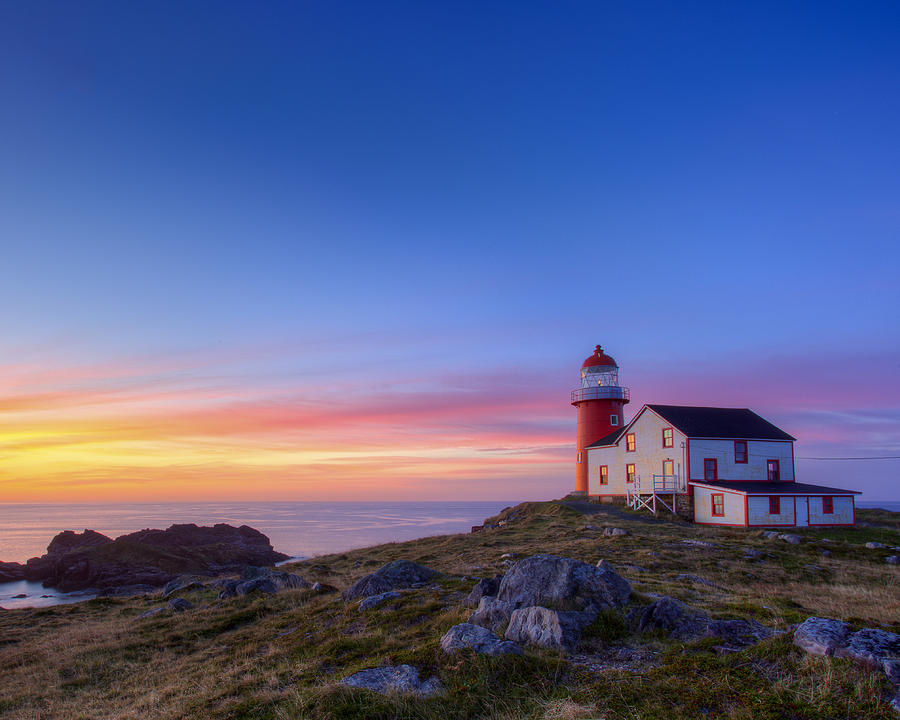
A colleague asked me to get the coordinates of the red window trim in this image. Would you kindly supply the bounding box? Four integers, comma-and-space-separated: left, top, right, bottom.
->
704, 458, 717, 481
625, 463, 635, 483
599, 465, 608, 485
822, 496, 833, 514
769, 496, 780, 514
662, 427, 674, 448
626, 433, 636, 452
734, 440, 748, 464
711, 493, 725, 517
767, 459, 780, 482
662, 459, 674, 477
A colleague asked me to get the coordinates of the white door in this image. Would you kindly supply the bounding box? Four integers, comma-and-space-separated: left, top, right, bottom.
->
795, 497, 809, 527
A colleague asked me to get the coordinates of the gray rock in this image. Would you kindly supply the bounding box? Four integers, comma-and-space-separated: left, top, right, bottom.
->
359, 591, 402, 610
603, 527, 629, 537
163, 575, 207, 596
866, 542, 887, 549
468, 596, 517, 632
236, 578, 278, 596
793, 617, 851, 657
596, 559, 616, 572
761, 531, 781, 540
167, 597, 193, 612
340, 665, 441, 696
464, 575, 502, 607
500, 553, 518, 559
241, 566, 311, 590
780, 534, 802, 545
743, 548, 764, 560
886, 555, 900, 565
681, 539, 721, 549
628, 597, 770, 645
580, 524, 601, 531
505, 606, 595, 651
136, 607, 165, 620
821, 550, 832, 558
311, 581, 338, 593
676, 574, 720, 588
440, 623, 522, 656
835, 628, 900, 670
497, 554, 630, 612
342, 560, 438, 601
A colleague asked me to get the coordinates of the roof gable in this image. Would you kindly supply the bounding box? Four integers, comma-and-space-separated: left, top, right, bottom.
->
647, 404, 795, 441
585, 427, 626, 448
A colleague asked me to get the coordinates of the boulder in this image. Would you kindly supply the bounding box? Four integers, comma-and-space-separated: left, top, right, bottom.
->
780, 534, 802, 545
464, 575, 502, 607
835, 628, 900, 670
886, 555, 900, 565
340, 665, 441, 696
793, 617, 851, 657
163, 575, 208, 596
167, 597, 193, 612
342, 560, 438, 601
440, 623, 522, 656
603, 528, 629, 537
761, 531, 781, 540
866, 542, 887, 549
629, 597, 771, 645
235, 578, 278, 596
359, 591, 402, 610
468, 596, 517, 633
505, 606, 594, 651
497, 554, 630, 612
311, 582, 338, 593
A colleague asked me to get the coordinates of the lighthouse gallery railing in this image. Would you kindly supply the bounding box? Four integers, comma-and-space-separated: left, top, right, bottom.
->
570, 386, 631, 403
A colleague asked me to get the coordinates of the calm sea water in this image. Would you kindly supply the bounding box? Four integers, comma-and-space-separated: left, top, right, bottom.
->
0, 501, 511, 609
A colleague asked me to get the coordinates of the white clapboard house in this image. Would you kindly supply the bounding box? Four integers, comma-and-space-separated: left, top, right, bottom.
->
585, 404, 859, 527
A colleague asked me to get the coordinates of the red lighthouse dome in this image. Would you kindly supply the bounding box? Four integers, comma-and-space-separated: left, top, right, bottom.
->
571, 344, 630, 496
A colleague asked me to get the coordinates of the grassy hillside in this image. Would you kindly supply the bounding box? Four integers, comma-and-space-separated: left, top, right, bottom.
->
1, 500, 898, 719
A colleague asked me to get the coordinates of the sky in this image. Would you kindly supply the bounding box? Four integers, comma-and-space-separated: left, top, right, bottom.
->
0, 1, 898, 502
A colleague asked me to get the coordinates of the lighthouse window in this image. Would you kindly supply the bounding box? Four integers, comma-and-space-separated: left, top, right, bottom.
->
577, 452, 582, 464
599, 465, 608, 485
625, 464, 635, 483
610, 415, 619, 426
734, 441, 748, 463
662, 428, 673, 448
626, 433, 635, 452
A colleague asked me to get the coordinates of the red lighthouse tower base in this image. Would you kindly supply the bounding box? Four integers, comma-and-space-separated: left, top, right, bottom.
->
572, 345, 630, 495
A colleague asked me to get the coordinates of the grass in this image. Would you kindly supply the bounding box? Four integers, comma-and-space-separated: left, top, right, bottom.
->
0, 501, 898, 719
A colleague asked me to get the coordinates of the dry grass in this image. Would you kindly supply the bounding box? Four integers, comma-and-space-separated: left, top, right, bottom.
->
1, 501, 898, 719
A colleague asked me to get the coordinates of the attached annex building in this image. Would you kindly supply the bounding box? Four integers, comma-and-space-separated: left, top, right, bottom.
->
572, 346, 860, 528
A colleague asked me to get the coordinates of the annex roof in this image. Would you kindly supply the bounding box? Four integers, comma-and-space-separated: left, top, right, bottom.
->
647, 405, 796, 441
585, 427, 626, 448
691, 481, 861, 495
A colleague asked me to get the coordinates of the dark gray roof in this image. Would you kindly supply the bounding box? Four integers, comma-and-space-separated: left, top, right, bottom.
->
691, 481, 860, 495
647, 405, 796, 441
585, 428, 626, 448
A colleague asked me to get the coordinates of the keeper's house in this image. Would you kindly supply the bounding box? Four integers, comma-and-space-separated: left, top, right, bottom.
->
571, 346, 860, 527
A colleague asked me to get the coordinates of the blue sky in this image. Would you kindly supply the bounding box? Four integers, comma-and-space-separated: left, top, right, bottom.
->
0, 2, 897, 501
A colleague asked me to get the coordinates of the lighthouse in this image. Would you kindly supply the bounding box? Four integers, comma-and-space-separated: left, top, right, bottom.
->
571, 345, 630, 495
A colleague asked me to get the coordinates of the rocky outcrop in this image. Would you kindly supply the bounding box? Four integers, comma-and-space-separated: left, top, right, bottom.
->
342, 560, 438, 601
505, 606, 594, 651
440, 623, 522, 656
340, 665, 441, 696
0, 561, 26, 583
24, 524, 288, 592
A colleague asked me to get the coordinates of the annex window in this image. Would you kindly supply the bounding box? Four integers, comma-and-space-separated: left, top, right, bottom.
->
711, 493, 725, 517
822, 496, 833, 514
704, 458, 717, 481
769, 496, 780, 515
626, 463, 635, 483
599, 465, 608, 485
663, 459, 674, 477
610, 415, 619, 426
662, 427, 673, 448
767, 459, 780, 482
734, 440, 748, 464
626, 433, 636, 452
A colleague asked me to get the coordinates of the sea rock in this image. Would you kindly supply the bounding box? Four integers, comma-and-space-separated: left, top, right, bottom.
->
793, 617, 851, 657
0, 561, 26, 583
505, 606, 595, 651
468, 597, 517, 633
359, 591, 402, 610
603, 527, 629, 537
464, 575, 502, 607
440, 623, 522, 656
25, 524, 288, 592
342, 560, 438, 601
167, 597, 193, 612
340, 665, 441, 696
497, 554, 631, 611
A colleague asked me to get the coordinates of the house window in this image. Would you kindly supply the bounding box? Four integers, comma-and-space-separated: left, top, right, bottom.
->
767, 459, 780, 482
577, 452, 582, 463
663, 459, 674, 477
626, 463, 635, 483
610, 415, 619, 426
662, 427, 673, 448
769, 496, 780, 515
704, 458, 717, 481
599, 465, 608, 485
734, 440, 747, 464
626, 433, 636, 452
822, 496, 833, 514
711, 493, 725, 517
